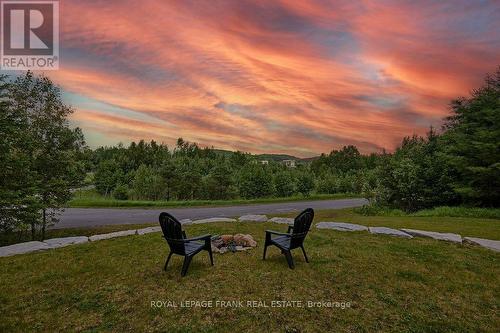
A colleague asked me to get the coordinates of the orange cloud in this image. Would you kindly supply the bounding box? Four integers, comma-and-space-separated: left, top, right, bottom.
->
34, 0, 500, 156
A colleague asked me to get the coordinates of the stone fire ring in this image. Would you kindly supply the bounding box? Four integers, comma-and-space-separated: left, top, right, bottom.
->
211, 234, 257, 254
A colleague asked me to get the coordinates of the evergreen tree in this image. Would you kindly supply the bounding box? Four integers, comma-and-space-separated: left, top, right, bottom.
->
203, 162, 235, 200
441, 68, 500, 206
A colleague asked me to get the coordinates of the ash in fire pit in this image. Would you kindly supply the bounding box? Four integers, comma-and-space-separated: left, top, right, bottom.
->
211, 234, 257, 254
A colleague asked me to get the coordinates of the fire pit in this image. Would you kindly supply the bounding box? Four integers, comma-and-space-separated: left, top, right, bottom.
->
211, 234, 257, 254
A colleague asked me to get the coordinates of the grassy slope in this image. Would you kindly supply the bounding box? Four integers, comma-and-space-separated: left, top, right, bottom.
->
2, 208, 499, 247
68, 192, 356, 208
1, 214, 499, 332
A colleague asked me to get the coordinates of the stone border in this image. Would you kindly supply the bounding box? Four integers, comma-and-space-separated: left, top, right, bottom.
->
316, 222, 367, 231
401, 229, 462, 243
0, 241, 51, 256
238, 215, 268, 223
369, 227, 413, 238
2, 215, 499, 257
314, 221, 499, 252
44, 236, 89, 248
269, 217, 294, 225
463, 237, 500, 252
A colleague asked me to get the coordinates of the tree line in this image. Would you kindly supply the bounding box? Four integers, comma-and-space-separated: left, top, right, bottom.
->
1, 68, 498, 240
87, 139, 380, 203
89, 138, 319, 201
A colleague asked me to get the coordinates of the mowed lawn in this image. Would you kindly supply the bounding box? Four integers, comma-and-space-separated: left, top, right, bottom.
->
1, 214, 499, 332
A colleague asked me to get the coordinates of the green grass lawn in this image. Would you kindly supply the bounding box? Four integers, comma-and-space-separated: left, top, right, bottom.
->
68, 190, 357, 208
1, 214, 499, 332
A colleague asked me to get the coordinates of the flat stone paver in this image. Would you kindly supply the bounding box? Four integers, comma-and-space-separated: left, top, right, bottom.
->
44, 236, 89, 248
136, 226, 161, 235
192, 217, 236, 224
369, 227, 413, 238
316, 222, 368, 231
89, 229, 137, 241
180, 219, 192, 225
0, 241, 51, 257
464, 237, 500, 252
401, 229, 462, 243
239, 214, 268, 222
269, 217, 294, 225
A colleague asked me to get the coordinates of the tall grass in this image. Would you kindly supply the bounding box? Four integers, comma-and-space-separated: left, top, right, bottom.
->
413, 206, 500, 219
68, 189, 359, 208
355, 205, 500, 219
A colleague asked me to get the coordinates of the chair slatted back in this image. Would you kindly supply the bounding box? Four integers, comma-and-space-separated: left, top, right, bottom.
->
290, 208, 314, 248
159, 212, 186, 255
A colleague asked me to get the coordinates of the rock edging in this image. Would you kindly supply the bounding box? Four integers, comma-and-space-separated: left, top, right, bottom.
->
401, 229, 462, 243
2, 215, 499, 257
238, 214, 268, 222
463, 237, 500, 252
316, 222, 368, 231
369, 227, 413, 238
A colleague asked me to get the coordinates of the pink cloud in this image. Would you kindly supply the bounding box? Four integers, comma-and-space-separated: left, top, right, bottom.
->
37, 0, 499, 156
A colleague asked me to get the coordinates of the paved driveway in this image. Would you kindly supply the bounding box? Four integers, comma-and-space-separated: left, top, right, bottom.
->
54, 198, 368, 229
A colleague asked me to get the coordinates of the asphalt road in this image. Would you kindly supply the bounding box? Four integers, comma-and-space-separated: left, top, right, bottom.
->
54, 198, 368, 229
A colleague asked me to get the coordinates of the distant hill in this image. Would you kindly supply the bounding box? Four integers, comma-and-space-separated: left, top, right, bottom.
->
212, 149, 317, 163
255, 153, 300, 162
300, 156, 320, 162
212, 149, 234, 157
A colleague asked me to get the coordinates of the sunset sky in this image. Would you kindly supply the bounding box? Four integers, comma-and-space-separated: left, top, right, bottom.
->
45, 0, 499, 157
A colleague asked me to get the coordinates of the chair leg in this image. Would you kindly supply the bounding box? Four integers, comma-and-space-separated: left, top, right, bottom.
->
300, 245, 309, 263
284, 250, 295, 269
181, 255, 193, 277
262, 244, 268, 260
163, 252, 173, 271
208, 248, 214, 266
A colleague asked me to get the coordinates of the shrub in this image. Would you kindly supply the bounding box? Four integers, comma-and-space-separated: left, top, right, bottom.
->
113, 185, 129, 200
238, 165, 274, 199
94, 159, 124, 196
297, 172, 315, 197
202, 164, 235, 200
354, 205, 405, 216
274, 171, 296, 197
316, 174, 338, 194
131, 164, 165, 200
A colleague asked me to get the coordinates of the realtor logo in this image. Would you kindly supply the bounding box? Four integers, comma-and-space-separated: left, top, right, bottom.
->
1, 0, 59, 70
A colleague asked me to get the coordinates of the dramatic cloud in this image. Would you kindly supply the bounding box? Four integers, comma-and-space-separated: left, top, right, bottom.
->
44, 0, 500, 156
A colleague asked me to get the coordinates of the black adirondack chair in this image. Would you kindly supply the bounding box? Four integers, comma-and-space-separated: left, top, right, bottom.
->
159, 212, 214, 277
262, 208, 314, 269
